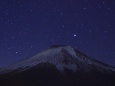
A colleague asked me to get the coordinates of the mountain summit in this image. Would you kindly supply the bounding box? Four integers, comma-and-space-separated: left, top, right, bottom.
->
0, 45, 115, 86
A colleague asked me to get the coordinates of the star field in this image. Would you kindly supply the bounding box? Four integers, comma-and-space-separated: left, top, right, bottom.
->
0, 0, 115, 67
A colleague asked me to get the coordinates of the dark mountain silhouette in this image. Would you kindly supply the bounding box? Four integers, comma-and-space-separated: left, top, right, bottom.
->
0, 45, 115, 86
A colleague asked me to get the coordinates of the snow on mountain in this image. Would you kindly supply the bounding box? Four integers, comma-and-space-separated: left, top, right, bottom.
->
0, 45, 115, 74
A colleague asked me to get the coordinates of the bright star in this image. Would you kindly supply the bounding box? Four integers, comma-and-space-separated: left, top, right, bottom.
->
74, 34, 76, 37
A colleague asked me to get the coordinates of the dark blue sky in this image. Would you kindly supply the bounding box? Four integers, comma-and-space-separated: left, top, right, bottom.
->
0, 0, 115, 67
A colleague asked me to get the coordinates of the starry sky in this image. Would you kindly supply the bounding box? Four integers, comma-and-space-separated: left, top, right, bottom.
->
0, 0, 115, 67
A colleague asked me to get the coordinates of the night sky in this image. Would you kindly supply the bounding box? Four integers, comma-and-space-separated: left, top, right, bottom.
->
0, 0, 115, 67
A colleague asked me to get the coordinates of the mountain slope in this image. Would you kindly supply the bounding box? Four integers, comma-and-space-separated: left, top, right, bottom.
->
0, 45, 115, 74
0, 45, 115, 86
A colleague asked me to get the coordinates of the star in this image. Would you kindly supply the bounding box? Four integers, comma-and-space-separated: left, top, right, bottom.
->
84, 8, 86, 10
74, 34, 77, 37
30, 46, 33, 48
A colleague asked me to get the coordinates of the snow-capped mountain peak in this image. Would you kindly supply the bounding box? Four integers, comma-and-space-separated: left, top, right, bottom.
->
0, 45, 115, 74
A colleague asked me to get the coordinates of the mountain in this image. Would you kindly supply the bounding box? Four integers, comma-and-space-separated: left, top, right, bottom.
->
0, 45, 115, 86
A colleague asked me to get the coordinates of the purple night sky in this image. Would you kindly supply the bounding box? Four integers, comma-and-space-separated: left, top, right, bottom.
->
0, 0, 115, 67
